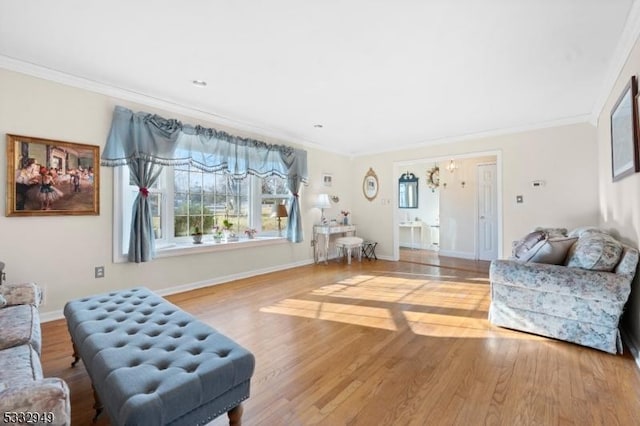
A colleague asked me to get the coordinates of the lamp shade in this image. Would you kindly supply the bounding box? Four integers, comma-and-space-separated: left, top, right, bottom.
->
276, 204, 288, 218
315, 193, 331, 209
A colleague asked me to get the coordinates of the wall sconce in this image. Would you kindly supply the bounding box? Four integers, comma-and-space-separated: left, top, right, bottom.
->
445, 159, 458, 173
330, 195, 340, 203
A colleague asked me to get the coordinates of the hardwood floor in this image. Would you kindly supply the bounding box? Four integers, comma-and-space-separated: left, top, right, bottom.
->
41, 253, 640, 425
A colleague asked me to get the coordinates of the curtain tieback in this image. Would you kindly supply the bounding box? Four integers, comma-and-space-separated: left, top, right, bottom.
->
139, 187, 149, 198
293, 192, 299, 197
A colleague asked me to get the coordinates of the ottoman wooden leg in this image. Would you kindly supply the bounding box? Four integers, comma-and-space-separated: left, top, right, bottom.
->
71, 340, 80, 367
228, 403, 243, 426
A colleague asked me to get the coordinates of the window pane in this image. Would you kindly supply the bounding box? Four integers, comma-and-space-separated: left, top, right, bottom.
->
174, 169, 189, 192
175, 216, 188, 237
262, 198, 288, 232
149, 192, 162, 239
172, 167, 251, 239
189, 170, 203, 192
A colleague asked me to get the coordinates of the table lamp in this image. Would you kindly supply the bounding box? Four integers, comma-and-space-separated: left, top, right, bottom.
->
276, 204, 288, 236
315, 193, 331, 224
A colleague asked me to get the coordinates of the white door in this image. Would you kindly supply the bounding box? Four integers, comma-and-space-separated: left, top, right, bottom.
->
477, 163, 498, 261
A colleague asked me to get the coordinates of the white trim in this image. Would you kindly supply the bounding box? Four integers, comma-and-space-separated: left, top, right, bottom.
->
358, 115, 589, 157
0, 55, 342, 155
40, 257, 315, 323
0, 55, 594, 158
590, 1, 640, 126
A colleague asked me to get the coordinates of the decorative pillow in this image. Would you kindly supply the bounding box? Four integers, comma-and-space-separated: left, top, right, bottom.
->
512, 231, 547, 261
527, 237, 578, 265
534, 227, 568, 238
0, 294, 6, 307
568, 226, 608, 239
565, 233, 623, 271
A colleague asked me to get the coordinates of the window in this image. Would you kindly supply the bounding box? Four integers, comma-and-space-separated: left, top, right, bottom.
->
114, 166, 290, 261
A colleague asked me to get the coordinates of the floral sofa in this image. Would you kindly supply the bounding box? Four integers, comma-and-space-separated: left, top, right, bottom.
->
489, 227, 639, 354
0, 282, 70, 425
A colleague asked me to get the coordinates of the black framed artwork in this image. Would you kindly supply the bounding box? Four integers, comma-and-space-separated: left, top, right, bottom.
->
610, 76, 640, 182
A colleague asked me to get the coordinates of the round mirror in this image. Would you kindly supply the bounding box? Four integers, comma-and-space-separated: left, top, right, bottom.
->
363, 167, 379, 201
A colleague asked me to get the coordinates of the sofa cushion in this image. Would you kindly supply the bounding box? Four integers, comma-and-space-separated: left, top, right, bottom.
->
528, 237, 578, 265
0, 294, 5, 307
0, 344, 43, 383
512, 230, 547, 260
568, 226, 608, 239
0, 305, 41, 354
566, 232, 623, 271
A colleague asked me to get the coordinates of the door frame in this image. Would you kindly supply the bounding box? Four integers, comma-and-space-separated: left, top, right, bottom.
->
392, 150, 503, 261
475, 162, 499, 261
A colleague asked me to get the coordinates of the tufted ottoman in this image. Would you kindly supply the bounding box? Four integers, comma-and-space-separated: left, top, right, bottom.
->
64, 287, 255, 426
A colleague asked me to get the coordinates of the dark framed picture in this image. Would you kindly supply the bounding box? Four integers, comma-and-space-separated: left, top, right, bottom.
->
610, 76, 640, 182
6, 134, 99, 216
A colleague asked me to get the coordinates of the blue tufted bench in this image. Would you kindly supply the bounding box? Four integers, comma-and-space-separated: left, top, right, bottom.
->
63, 287, 255, 426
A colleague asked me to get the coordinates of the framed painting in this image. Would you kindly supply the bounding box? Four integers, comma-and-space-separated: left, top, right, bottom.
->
6, 134, 99, 216
322, 173, 333, 187
610, 76, 640, 182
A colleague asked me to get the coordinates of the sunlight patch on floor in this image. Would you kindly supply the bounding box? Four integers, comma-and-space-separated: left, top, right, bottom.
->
260, 298, 397, 330
403, 311, 492, 338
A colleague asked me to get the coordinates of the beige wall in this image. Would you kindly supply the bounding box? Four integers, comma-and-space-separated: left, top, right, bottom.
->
1, 67, 603, 327
597, 34, 640, 353
352, 122, 600, 261
0, 68, 352, 319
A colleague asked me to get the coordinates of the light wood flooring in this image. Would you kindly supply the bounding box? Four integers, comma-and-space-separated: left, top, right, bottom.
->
41, 251, 640, 425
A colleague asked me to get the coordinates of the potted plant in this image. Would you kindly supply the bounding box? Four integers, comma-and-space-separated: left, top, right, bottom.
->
212, 226, 223, 243
222, 219, 238, 242
192, 226, 203, 244
244, 228, 257, 239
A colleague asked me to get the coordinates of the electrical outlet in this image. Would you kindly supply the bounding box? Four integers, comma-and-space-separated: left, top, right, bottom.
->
516, 195, 524, 204
95, 266, 105, 279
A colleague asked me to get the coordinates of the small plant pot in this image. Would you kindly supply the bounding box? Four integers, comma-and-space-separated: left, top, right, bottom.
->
192, 234, 203, 244
213, 235, 223, 243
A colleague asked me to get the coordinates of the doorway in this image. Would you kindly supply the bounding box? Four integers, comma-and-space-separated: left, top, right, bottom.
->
393, 152, 502, 262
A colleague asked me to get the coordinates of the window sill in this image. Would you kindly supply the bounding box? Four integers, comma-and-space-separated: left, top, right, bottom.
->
154, 236, 289, 258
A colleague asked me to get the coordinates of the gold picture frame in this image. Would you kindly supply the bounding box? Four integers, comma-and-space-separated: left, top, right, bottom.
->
363, 167, 379, 201
7, 134, 99, 216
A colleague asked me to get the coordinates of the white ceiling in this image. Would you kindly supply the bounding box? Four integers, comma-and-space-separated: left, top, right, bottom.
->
0, 1, 636, 155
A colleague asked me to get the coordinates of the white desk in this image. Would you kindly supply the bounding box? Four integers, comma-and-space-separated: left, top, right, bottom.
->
313, 224, 357, 264
399, 222, 424, 249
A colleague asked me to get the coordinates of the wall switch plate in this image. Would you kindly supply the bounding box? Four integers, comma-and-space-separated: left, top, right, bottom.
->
95, 266, 105, 278
516, 195, 524, 203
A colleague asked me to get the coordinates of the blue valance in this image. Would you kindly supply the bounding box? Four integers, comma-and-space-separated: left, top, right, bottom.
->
101, 106, 308, 262
102, 105, 308, 181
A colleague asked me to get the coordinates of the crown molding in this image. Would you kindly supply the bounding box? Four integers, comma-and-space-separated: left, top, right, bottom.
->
352, 114, 591, 157
590, 1, 640, 126
0, 55, 340, 154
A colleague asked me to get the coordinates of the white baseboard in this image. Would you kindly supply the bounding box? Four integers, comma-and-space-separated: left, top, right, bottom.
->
41, 258, 315, 323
